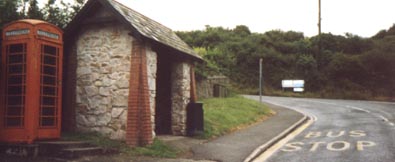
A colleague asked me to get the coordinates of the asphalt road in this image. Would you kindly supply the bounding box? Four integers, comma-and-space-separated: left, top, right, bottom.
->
252, 96, 395, 162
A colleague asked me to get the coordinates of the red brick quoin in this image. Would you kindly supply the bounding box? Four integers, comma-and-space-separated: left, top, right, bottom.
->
126, 40, 153, 146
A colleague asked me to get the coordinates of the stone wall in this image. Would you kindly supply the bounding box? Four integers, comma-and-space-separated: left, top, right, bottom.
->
146, 46, 157, 137
171, 62, 191, 135
75, 22, 158, 140
196, 75, 230, 99
75, 23, 130, 140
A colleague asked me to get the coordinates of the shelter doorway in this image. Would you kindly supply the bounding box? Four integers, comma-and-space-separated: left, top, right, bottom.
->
155, 54, 173, 134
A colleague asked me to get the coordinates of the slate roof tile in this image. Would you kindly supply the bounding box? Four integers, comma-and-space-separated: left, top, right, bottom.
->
106, 0, 202, 60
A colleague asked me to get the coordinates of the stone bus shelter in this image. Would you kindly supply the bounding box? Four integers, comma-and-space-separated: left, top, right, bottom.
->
62, 0, 202, 146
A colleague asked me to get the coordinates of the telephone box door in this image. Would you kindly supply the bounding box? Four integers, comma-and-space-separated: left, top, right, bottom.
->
37, 41, 62, 138
0, 19, 63, 143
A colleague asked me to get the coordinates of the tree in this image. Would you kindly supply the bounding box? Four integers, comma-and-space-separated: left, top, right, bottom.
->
372, 24, 395, 39
233, 25, 251, 36
42, 0, 86, 28
0, 0, 86, 29
27, 0, 44, 20
296, 55, 317, 77
0, 0, 22, 27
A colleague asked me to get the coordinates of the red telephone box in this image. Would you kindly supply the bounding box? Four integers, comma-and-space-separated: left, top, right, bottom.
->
0, 19, 63, 143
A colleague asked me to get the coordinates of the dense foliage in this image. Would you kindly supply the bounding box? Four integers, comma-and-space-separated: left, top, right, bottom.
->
0, 0, 85, 29
177, 25, 395, 99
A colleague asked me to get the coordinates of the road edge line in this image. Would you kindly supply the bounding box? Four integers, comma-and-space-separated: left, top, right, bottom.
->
243, 114, 309, 162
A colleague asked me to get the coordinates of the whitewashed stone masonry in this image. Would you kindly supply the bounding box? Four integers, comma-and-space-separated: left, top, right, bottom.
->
75, 22, 158, 139
171, 62, 191, 135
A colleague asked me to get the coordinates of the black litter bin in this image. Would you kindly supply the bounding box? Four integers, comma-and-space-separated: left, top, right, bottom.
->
187, 102, 204, 136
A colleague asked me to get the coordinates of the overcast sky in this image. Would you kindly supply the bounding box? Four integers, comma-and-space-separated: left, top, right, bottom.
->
52, 0, 395, 37
114, 0, 395, 37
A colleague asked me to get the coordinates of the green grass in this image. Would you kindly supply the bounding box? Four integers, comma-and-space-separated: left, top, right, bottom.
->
123, 139, 179, 158
201, 96, 273, 138
62, 132, 125, 149
61, 132, 179, 158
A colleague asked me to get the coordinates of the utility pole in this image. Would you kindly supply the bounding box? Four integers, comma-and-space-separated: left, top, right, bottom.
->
259, 58, 263, 103
318, 0, 322, 35
318, 0, 322, 54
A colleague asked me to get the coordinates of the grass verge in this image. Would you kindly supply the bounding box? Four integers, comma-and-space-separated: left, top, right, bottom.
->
201, 96, 273, 139
61, 132, 179, 158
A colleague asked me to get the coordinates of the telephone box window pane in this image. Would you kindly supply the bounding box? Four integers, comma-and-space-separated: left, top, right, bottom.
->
44, 56, 56, 65
44, 45, 57, 56
8, 76, 24, 84
7, 86, 23, 95
43, 97, 55, 106
43, 86, 56, 95
6, 118, 22, 127
41, 118, 55, 126
7, 107, 23, 116
43, 76, 56, 85
42, 107, 55, 116
43, 66, 56, 75
9, 54, 24, 63
8, 65, 24, 74
9, 44, 24, 53
7, 96, 23, 105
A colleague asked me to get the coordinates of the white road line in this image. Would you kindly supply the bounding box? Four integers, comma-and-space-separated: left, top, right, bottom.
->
305, 100, 393, 126
267, 98, 394, 127
310, 114, 318, 121
346, 105, 371, 113
251, 117, 314, 162
254, 100, 316, 120
378, 115, 389, 122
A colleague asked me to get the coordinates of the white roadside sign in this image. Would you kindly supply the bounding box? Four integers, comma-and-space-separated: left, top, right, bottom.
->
293, 88, 304, 92
282, 80, 305, 88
